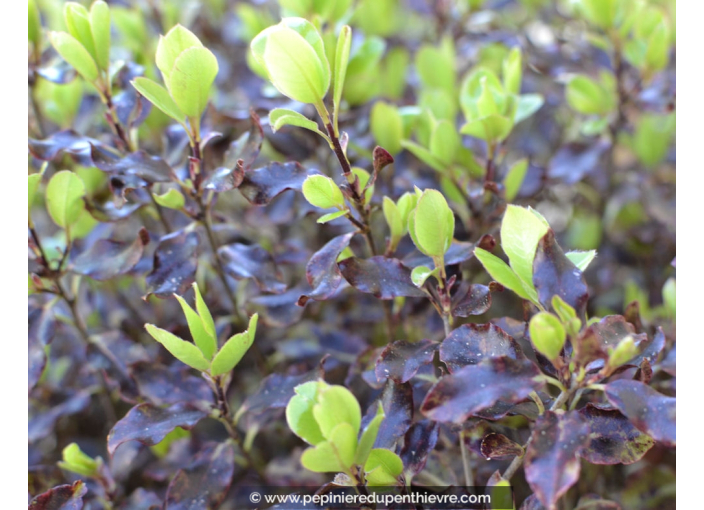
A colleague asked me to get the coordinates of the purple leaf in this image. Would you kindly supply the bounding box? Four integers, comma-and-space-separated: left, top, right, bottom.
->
298, 232, 355, 305
421, 357, 544, 423
574, 495, 621, 509
452, 282, 492, 317
239, 162, 318, 205
107, 403, 208, 456
604, 380, 675, 447
402, 240, 476, 268
548, 141, 609, 184
202, 165, 245, 192
236, 369, 320, 418
249, 286, 306, 327
400, 420, 439, 479
29, 130, 104, 165
520, 494, 547, 510
29, 304, 55, 391
578, 403, 654, 465
363, 380, 413, 450
339, 257, 427, 299
85, 200, 143, 222
532, 229, 588, 318
573, 316, 648, 369
131, 363, 214, 406
90, 146, 174, 183
164, 442, 236, 510
223, 111, 264, 170
29, 481, 87, 510
29, 392, 91, 443
480, 433, 524, 460
439, 323, 524, 374
375, 339, 437, 383
218, 243, 286, 294
524, 410, 590, 510
70, 229, 149, 280
145, 231, 199, 298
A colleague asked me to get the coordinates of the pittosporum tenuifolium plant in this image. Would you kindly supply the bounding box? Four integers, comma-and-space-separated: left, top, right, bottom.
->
29, 0, 675, 508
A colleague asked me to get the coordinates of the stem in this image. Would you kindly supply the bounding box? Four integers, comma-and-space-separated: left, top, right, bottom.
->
485, 143, 496, 183
442, 314, 451, 337
29, 85, 46, 138
213, 376, 268, 483
460, 430, 474, 487
146, 187, 173, 232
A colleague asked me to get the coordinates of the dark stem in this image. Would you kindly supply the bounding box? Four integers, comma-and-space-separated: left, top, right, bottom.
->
485, 144, 496, 183
213, 376, 268, 482
29, 84, 46, 138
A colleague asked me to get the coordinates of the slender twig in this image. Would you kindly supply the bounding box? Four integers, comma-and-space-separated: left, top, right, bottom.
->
460, 430, 474, 487
212, 376, 268, 483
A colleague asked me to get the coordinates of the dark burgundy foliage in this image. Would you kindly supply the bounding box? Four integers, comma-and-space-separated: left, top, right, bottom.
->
524, 411, 590, 509
375, 339, 437, 383
480, 433, 524, 460
532, 229, 589, 319
70, 229, 149, 280
238, 162, 317, 205
218, 243, 286, 293
297, 232, 354, 304
29, 481, 87, 510
578, 403, 654, 465
107, 403, 209, 455
420, 357, 544, 423
339, 257, 427, 299
439, 323, 524, 373
28, 2, 676, 508
145, 231, 199, 298
604, 380, 676, 447
164, 442, 236, 510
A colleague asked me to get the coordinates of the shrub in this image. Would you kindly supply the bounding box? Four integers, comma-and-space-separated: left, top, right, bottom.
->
29, 0, 675, 509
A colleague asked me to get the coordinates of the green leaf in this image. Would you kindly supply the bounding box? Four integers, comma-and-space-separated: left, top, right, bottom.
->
645, 20, 670, 72
551, 295, 577, 324
504, 158, 528, 202
251, 18, 330, 104
502, 47, 522, 95
565, 250, 597, 272
662, 277, 675, 320
579, 0, 618, 29
169, 47, 219, 118
632, 113, 675, 167
566, 75, 608, 115
131, 77, 185, 123
370, 101, 403, 155
301, 422, 357, 473
46, 170, 86, 229
192, 283, 216, 340
364, 448, 403, 486
49, 31, 99, 82
429, 119, 459, 166
268, 108, 330, 141
286, 381, 326, 445
210, 313, 258, 375
89, 0, 111, 71
411, 265, 439, 287
351, 167, 374, 204
59, 443, 99, 477
354, 402, 385, 465
302, 175, 345, 209
460, 114, 513, 143
500, 204, 549, 289
317, 210, 348, 224
174, 295, 216, 360
529, 312, 566, 361
410, 189, 454, 260
145, 324, 211, 372
474, 247, 538, 303
155, 24, 203, 88
415, 42, 456, 96
514, 94, 544, 123
333, 25, 352, 121
313, 385, 361, 439
400, 140, 446, 174
28, 0, 42, 48
606, 335, 639, 369
64, 3, 97, 62
28, 173, 42, 218
154, 188, 185, 209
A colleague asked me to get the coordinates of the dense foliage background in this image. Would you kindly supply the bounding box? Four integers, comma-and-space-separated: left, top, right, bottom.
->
28, 0, 675, 508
